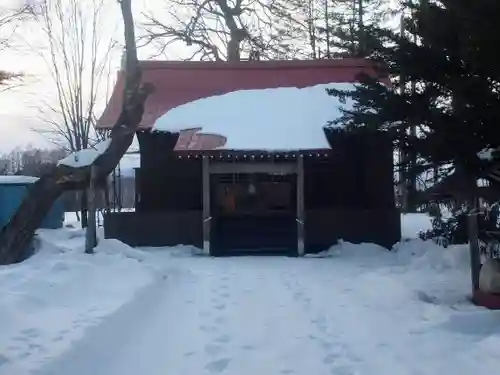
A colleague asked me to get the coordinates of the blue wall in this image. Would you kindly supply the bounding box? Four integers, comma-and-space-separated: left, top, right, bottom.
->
0, 183, 64, 230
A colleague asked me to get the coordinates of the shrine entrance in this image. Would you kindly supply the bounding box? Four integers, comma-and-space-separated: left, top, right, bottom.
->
202, 160, 304, 256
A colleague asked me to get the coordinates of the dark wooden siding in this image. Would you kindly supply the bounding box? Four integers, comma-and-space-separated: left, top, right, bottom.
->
104, 130, 400, 251
136, 131, 202, 212
104, 211, 202, 247
318, 129, 395, 209
304, 209, 401, 252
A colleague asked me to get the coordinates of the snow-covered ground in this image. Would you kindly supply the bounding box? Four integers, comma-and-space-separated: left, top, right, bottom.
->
0, 229, 158, 375
1, 214, 500, 375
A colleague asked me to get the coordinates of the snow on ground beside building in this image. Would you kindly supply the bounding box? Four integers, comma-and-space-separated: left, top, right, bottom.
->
1, 216, 499, 375
153, 83, 355, 150
0, 229, 160, 375
29, 237, 500, 375
63, 212, 80, 227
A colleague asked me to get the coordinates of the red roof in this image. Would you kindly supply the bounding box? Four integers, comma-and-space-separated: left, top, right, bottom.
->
97, 59, 386, 150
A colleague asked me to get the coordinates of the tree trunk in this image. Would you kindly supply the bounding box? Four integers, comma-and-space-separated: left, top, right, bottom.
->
398, 13, 410, 212
468, 198, 481, 291
85, 165, 98, 254
227, 32, 242, 61
80, 189, 88, 228
464, 172, 481, 292
357, 0, 365, 56
0, 0, 154, 265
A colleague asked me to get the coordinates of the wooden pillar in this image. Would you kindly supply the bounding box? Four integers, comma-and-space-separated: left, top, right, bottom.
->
202, 156, 211, 255
297, 156, 305, 256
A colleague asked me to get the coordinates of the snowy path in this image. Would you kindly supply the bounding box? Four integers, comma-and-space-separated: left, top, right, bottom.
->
34, 251, 500, 375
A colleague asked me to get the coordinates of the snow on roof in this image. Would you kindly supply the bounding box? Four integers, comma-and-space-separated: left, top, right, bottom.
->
153, 83, 355, 150
0, 175, 39, 184
58, 139, 111, 168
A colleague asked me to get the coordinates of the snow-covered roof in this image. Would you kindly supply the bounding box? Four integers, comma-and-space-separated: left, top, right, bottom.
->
153, 83, 355, 150
58, 140, 111, 168
0, 175, 39, 184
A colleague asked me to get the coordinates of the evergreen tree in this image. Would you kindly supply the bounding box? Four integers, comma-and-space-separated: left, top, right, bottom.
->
329, 0, 500, 187
319, 0, 391, 57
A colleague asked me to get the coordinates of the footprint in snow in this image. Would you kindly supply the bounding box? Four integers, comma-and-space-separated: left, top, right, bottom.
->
14, 328, 40, 342
214, 316, 227, 324
12, 336, 29, 342
323, 353, 338, 364
280, 370, 295, 374
0, 354, 8, 367
312, 317, 328, 333
21, 328, 39, 337
205, 358, 231, 373
215, 334, 231, 343
330, 365, 355, 375
205, 343, 224, 356
200, 324, 217, 333
17, 352, 31, 359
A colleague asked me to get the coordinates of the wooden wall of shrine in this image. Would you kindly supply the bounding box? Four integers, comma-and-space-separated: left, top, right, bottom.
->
104, 129, 400, 252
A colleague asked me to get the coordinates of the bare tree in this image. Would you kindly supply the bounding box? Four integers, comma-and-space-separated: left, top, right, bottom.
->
33, 0, 117, 152
0, 3, 33, 90
141, 0, 308, 61
0, 0, 155, 264
29, 0, 118, 227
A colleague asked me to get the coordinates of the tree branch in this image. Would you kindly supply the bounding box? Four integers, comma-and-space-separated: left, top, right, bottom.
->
0, 0, 154, 265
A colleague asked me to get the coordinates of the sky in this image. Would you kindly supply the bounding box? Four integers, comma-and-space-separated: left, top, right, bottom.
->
0, 0, 401, 153
0, 0, 183, 152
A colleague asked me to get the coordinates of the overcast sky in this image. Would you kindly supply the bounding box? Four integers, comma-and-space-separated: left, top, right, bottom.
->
0, 0, 400, 153
0, 0, 186, 152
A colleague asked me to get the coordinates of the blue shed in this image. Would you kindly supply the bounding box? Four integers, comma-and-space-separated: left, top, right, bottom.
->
0, 175, 65, 230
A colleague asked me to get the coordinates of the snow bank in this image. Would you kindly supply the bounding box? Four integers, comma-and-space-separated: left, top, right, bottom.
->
313, 238, 472, 307
401, 213, 433, 238
95, 238, 149, 262
153, 83, 355, 150
1, 220, 496, 375
0, 228, 154, 375
28, 237, 500, 375
315, 237, 470, 273
0, 175, 38, 184
58, 139, 111, 168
